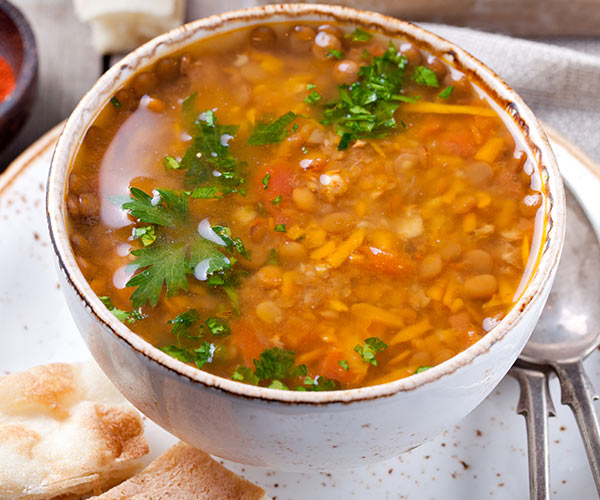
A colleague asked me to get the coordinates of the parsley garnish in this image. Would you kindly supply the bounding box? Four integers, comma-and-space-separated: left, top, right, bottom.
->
232, 366, 259, 385
327, 49, 344, 60
346, 28, 372, 42
269, 380, 289, 390
304, 91, 322, 104
254, 348, 306, 380
205, 317, 230, 336
272, 194, 283, 205
110, 96, 121, 108
122, 187, 188, 228
322, 41, 410, 150
338, 359, 349, 371
274, 224, 287, 233
412, 66, 439, 88
99, 296, 144, 324
261, 172, 271, 190
161, 341, 215, 369
266, 248, 279, 265
307, 83, 316, 90
354, 337, 388, 366
292, 123, 299, 133
247, 111, 298, 145
415, 365, 432, 373
438, 86, 455, 99
296, 375, 337, 391
162, 155, 181, 170
132, 225, 157, 247
211, 225, 250, 259
169, 309, 202, 340
191, 186, 221, 199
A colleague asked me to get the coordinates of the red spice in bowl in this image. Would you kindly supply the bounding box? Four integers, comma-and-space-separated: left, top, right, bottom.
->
0, 55, 15, 102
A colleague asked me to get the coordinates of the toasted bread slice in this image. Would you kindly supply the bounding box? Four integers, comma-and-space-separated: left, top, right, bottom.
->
0, 362, 148, 500
93, 442, 270, 500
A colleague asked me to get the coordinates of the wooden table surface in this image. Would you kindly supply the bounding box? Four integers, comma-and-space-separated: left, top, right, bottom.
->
2, 0, 599, 170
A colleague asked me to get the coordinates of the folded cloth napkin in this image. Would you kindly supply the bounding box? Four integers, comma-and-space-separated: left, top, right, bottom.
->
421, 24, 600, 164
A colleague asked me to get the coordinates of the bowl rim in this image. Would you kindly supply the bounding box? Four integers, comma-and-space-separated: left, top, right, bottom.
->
47, 2, 565, 405
0, 0, 38, 116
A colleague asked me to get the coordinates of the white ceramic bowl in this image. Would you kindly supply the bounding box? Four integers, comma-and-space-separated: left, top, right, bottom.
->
47, 3, 565, 471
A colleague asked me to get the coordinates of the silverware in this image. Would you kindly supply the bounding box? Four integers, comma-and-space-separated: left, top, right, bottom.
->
513, 188, 600, 497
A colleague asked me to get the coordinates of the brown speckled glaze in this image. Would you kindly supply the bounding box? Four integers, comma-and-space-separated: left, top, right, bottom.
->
46, 4, 565, 469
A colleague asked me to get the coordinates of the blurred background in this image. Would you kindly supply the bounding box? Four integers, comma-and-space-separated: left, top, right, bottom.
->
1, 0, 599, 169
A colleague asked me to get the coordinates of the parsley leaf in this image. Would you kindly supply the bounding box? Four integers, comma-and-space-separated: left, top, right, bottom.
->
297, 375, 337, 391
99, 296, 144, 324
307, 83, 316, 90
272, 194, 283, 205
187, 236, 233, 278
338, 359, 349, 371
247, 111, 298, 145
132, 225, 157, 246
205, 317, 231, 336
412, 66, 439, 88
262, 172, 271, 190
232, 366, 259, 385
266, 248, 279, 265
169, 309, 202, 340
322, 41, 408, 150
346, 28, 372, 42
438, 86, 455, 99
415, 365, 432, 373
126, 240, 189, 307
274, 224, 287, 233
191, 186, 221, 199
122, 187, 188, 228
254, 347, 306, 380
354, 337, 388, 366
269, 380, 289, 390
110, 96, 121, 108
327, 49, 344, 60
161, 341, 215, 369
304, 91, 322, 104
163, 155, 182, 170
211, 225, 250, 260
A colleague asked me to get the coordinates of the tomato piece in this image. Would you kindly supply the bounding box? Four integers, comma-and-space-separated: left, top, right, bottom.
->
319, 349, 358, 385
437, 129, 478, 158
230, 321, 266, 367
255, 161, 295, 199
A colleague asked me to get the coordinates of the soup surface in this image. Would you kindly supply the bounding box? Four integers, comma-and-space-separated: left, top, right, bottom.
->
67, 23, 544, 391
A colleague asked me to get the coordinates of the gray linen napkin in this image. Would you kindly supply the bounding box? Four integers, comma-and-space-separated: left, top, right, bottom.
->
422, 23, 600, 163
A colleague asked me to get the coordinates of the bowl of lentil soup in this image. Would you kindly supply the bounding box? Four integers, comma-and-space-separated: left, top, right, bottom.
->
47, 4, 565, 469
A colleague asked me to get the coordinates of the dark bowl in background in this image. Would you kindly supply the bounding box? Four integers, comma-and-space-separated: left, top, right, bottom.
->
0, 0, 37, 153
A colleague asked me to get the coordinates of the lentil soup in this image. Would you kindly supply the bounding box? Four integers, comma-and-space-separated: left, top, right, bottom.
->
66, 22, 545, 391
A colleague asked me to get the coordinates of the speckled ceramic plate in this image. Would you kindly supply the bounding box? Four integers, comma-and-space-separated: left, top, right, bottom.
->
1, 123, 599, 499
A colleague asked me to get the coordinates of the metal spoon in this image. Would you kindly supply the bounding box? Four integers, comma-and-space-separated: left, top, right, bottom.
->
515, 188, 600, 497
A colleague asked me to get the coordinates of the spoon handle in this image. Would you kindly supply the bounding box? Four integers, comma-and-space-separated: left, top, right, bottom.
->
510, 364, 555, 500
553, 360, 600, 494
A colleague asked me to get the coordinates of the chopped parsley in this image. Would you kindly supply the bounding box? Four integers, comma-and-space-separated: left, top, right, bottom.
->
271, 194, 283, 205
162, 155, 181, 170
327, 49, 344, 60
266, 248, 279, 265
415, 365, 432, 374
254, 347, 307, 380
122, 187, 188, 228
132, 225, 157, 247
322, 41, 412, 150
191, 186, 221, 199
354, 337, 388, 366
292, 123, 299, 133
346, 28, 372, 42
296, 375, 337, 392
169, 309, 202, 340
232, 366, 259, 385
247, 111, 298, 145
110, 96, 121, 108
205, 317, 230, 336
338, 359, 349, 371
274, 224, 287, 233
438, 86, 455, 99
211, 225, 250, 259
261, 172, 271, 190
99, 296, 144, 324
412, 66, 439, 88
304, 91, 322, 104
269, 380, 289, 390
161, 341, 215, 369
307, 83, 316, 90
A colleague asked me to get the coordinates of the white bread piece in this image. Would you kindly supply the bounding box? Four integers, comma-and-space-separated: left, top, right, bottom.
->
0, 362, 148, 500
73, 0, 185, 53
93, 442, 271, 500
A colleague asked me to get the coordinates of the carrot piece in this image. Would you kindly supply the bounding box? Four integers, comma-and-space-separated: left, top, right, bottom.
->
389, 319, 432, 345
319, 349, 364, 385
474, 137, 504, 163
326, 228, 366, 268
402, 102, 496, 117
350, 302, 405, 328
230, 321, 266, 367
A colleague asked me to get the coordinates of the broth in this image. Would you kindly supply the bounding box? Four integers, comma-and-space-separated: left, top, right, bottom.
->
66, 23, 544, 390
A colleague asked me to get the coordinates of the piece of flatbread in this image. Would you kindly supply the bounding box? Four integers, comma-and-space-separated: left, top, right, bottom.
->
0, 362, 148, 500
92, 442, 270, 500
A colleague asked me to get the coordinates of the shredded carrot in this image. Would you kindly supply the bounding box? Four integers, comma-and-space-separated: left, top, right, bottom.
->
326, 228, 366, 268
389, 320, 432, 345
350, 303, 404, 328
474, 137, 504, 163
402, 102, 497, 117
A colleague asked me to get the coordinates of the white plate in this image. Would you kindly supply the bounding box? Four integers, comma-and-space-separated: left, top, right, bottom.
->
1, 124, 598, 499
